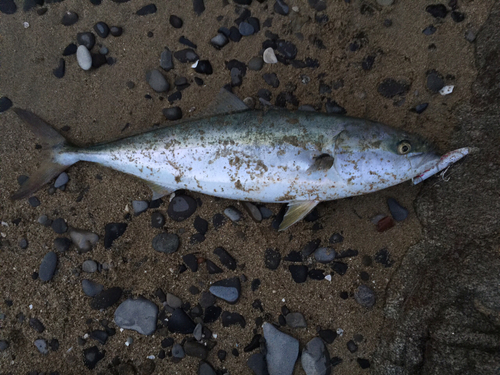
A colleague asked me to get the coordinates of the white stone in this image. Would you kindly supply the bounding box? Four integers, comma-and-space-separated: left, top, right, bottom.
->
439, 85, 454, 96
77, 45, 92, 71
263, 47, 278, 64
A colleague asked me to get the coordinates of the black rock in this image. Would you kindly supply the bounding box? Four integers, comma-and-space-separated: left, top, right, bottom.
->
284, 251, 302, 262
218, 349, 227, 361
168, 91, 182, 103
276, 40, 297, 60
325, 99, 346, 114
289, 265, 308, 283
413, 103, 429, 114
263, 73, 280, 88
319, 329, 337, 344
28, 196, 40, 207
29, 318, 45, 333
251, 279, 261, 292
221, 311, 246, 328
77, 32, 96, 50
53, 58, 66, 79
90, 287, 123, 309
264, 248, 281, 270
302, 239, 321, 257
347, 340, 358, 353
331, 261, 348, 275
195, 60, 213, 75
206, 259, 223, 274
329, 233, 343, 244
257, 89, 272, 102
92, 53, 107, 68
360, 271, 370, 281
183, 253, 199, 272
168, 308, 196, 333
174, 48, 199, 63
151, 212, 165, 228
229, 26, 242, 42
136, 3, 157, 15
308, 269, 325, 280
234, 0, 252, 4
152, 232, 180, 253
426, 4, 448, 18
179, 36, 197, 49
0, 0, 16, 14
49, 338, 59, 351
377, 78, 409, 98
190, 233, 205, 244
51, 218, 67, 234
194, 216, 209, 234
248, 17, 260, 34
61, 11, 78, 26
90, 330, 108, 345
161, 337, 174, 348
244, 334, 261, 352
451, 11, 465, 22
213, 247, 237, 270
426, 70, 445, 93
193, 0, 205, 15
235, 8, 251, 24
104, 223, 127, 248
94, 22, 109, 37
0, 96, 12, 113
239, 22, 254, 36
189, 286, 200, 295
387, 197, 409, 221
168, 195, 197, 221
337, 249, 359, 259
39, 251, 57, 281
185, 340, 209, 359
170, 15, 183, 28
200, 291, 216, 308
204, 305, 222, 323
163, 106, 183, 121
362, 55, 375, 70
357, 358, 371, 369
83, 346, 105, 369
274, 0, 289, 15
213, 213, 226, 229
423, 25, 437, 35
375, 248, 393, 267
110, 26, 123, 37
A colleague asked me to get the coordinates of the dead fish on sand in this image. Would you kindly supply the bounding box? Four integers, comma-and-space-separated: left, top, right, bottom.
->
11, 89, 471, 230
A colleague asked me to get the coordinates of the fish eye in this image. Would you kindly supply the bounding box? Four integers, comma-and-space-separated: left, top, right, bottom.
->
397, 140, 412, 155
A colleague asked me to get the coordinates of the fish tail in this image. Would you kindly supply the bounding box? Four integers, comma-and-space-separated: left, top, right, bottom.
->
10, 108, 78, 200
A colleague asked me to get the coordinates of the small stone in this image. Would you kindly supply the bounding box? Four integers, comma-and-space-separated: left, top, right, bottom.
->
0, 340, 9, 352
265, 248, 281, 270
172, 343, 185, 358
224, 206, 242, 222
30, 318, 45, 333
263, 323, 299, 375
376, 216, 395, 232
132, 200, 149, 215
193, 216, 209, 234
174, 48, 199, 63
426, 4, 448, 18
0, 96, 13, 112
61, 11, 78, 26
221, 311, 246, 328
274, 0, 289, 15
104, 223, 127, 248
94, 21, 109, 37
423, 25, 437, 35
28, 196, 40, 207
18, 237, 28, 249
69, 228, 99, 252
53, 58, 65, 79
136, 3, 157, 15
82, 260, 98, 273
314, 247, 336, 263
263, 73, 280, 88
211, 33, 229, 49
213, 247, 237, 270
166, 293, 182, 309
168, 308, 196, 333
77, 45, 92, 70
200, 292, 216, 308
377, 78, 409, 98
414, 103, 429, 114
146, 69, 169, 92
289, 265, 308, 283
247, 353, 267, 374
54, 172, 69, 188
90, 287, 123, 309
183, 253, 198, 272
82, 279, 104, 297
195, 60, 213, 75
357, 358, 371, 369
151, 212, 165, 228
39, 251, 57, 281
426, 70, 445, 93
465, 30, 476, 43
90, 330, 108, 345
248, 56, 264, 71
152, 232, 180, 253
114, 297, 158, 335
209, 277, 241, 304
168, 195, 197, 221
354, 285, 376, 307
185, 340, 209, 359
34, 339, 48, 354
387, 197, 408, 221
193, 0, 205, 15
77, 32, 96, 50
319, 329, 337, 344
239, 21, 254, 36
110, 26, 123, 36
160, 48, 174, 71
162, 106, 183, 121
302, 239, 321, 258
347, 340, 358, 353
206, 259, 223, 274
301, 337, 331, 375
229, 26, 242, 42
204, 305, 222, 323
170, 15, 183, 28
276, 40, 297, 60
51, 218, 67, 234
263, 47, 278, 64
83, 346, 105, 369
331, 262, 348, 276
38, 214, 51, 226
286, 312, 307, 328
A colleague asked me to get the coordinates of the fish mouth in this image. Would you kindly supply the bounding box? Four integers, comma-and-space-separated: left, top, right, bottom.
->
410, 152, 441, 171
411, 147, 472, 184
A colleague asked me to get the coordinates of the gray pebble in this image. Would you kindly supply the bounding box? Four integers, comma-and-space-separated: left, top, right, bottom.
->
239, 21, 254, 36
243, 202, 262, 222
210, 33, 229, 49
76, 45, 92, 70
82, 279, 104, 297
274, 0, 289, 15
465, 30, 476, 42
199, 361, 216, 375
354, 285, 376, 308
0, 340, 9, 352
314, 247, 336, 263
61, 11, 78, 26
387, 198, 408, 221
34, 339, 48, 354
151, 212, 165, 228
38, 215, 52, 227
247, 353, 267, 375
172, 343, 185, 358
301, 337, 331, 375
224, 206, 242, 222
285, 312, 307, 328
114, 297, 158, 335
82, 260, 98, 273
193, 323, 203, 341
263, 322, 299, 375
28, 196, 40, 207
199, 292, 216, 308
248, 56, 264, 71
146, 69, 169, 92
51, 218, 67, 234
160, 48, 174, 71
132, 200, 149, 215
166, 293, 182, 309
18, 238, 28, 249
152, 232, 180, 253
54, 172, 69, 188
99, 46, 109, 55
69, 228, 99, 252
39, 251, 57, 281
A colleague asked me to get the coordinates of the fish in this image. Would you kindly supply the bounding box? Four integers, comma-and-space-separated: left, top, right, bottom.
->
10, 89, 471, 230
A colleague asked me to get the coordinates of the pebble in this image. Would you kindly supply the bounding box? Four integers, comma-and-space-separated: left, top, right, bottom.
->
159, 49, 174, 72
93, 21, 109, 38
426, 4, 448, 18
29, 318, 45, 333
39, 251, 57, 281
465, 30, 476, 43
195, 60, 213, 75
247, 57, 264, 72
213, 247, 237, 270
206, 259, 223, 274
277, 40, 297, 60
0, 0, 16, 14
200, 292, 216, 308
264, 248, 281, 270
38, 214, 52, 227
82, 259, 98, 273
239, 21, 254, 36
77, 32, 96, 50
301, 337, 331, 375
185, 340, 209, 359
377, 78, 409, 98
375, 248, 393, 267
426, 70, 444, 93
114, 297, 158, 335
199, 361, 216, 375
69, 228, 99, 252
193, 0, 205, 15
162, 106, 182, 121
423, 25, 437, 35
302, 239, 320, 258
110, 26, 123, 37
131, 200, 148, 215
331, 262, 347, 276
247, 353, 267, 375
0, 96, 13, 112
18, 237, 28, 249
174, 48, 199, 63
193, 323, 203, 341
172, 343, 185, 358
347, 340, 358, 353
61, 11, 78, 26
204, 306, 222, 323
146, 69, 169, 92
286, 312, 307, 328
170, 15, 183, 28
263, 47, 278, 64
414, 103, 429, 114
221, 311, 246, 328
82, 279, 104, 297
274, 0, 289, 15
28, 196, 40, 207
51, 218, 67, 234
263, 73, 280, 88
0, 340, 9, 352
34, 339, 48, 354
104, 223, 127, 248
151, 212, 165, 228
224, 206, 242, 222
183, 253, 198, 272
53, 237, 71, 253
354, 285, 376, 308
136, 3, 157, 15
289, 265, 308, 283
77, 45, 92, 70
152, 232, 180, 253
314, 247, 336, 263
193, 216, 208, 234
53, 172, 69, 188
357, 358, 370, 369
166, 293, 182, 309
319, 329, 337, 344
211, 33, 229, 49
90, 330, 108, 345
90, 287, 123, 309
376, 216, 395, 232
263, 323, 299, 375
229, 26, 242, 42
83, 346, 105, 369
168, 195, 197, 221
209, 277, 241, 304
168, 308, 196, 333
387, 197, 408, 221
53, 58, 65, 79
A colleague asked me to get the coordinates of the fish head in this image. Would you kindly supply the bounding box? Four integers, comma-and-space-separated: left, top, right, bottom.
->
333, 121, 440, 189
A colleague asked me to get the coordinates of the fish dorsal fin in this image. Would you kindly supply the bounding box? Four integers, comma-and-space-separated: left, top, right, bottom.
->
194, 88, 249, 118
145, 181, 175, 200
279, 201, 319, 231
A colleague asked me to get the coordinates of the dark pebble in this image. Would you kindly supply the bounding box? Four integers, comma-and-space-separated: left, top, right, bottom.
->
183, 253, 198, 272
247, 353, 267, 374
257, 88, 272, 102
195, 60, 213, 75
229, 26, 242, 42
211, 33, 229, 49
83, 346, 105, 369
234, 0, 252, 4
232, 348, 239, 357
206, 259, 223, 274
213, 213, 226, 229
354, 285, 376, 308
200, 291, 216, 308
90, 330, 108, 345
244, 334, 261, 352
387, 197, 409, 221
151, 212, 165, 228
276, 40, 297, 60
325, 99, 346, 114
357, 358, 371, 369
0, 96, 13, 113
251, 279, 261, 292
136, 3, 157, 15
284, 251, 302, 262
110, 26, 123, 37
104, 223, 127, 248
302, 239, 321, 258
94, 22, 109, 37
90, 287, 123, 309
289, 265, 308, 283
264, 248, 281, 270
235, 8, 251, 24
209, 277, 241, 304
61, 11, 78, 26
426, 4, 448, 18
221, 311, 246, 328
51, 218, 67, 234
308, 269, 325, 280
18, 238, 28, 249
218, 349, 227, 361
52, 58, 65, 78
360, 271, 370, 281
168, 91, 182, 103
423, 25, 437, 35
29, 318, 45, 333
163, 106, 183, 120
204, 305, 222, 323
451, 11, 465, 22
263, 73, 280, 88
331, 261, 348, 276
426, 70, 445, 93
194, 216, 208, 234
39, 251, 57, 281
347, 340, 358, 353
413, 103, 429, 114
179, 36, 197, 49
213, 247, 237, 270
337, 249, 358, 259
168, 308, 196, 333
170, 15, 183, 28
274, 0, 289, 15
319, 328, 337, 344
185, 340, 209, 359
49, 338, 59, 351
152, 232, 180, 253
375, 248, 393, 267
377, 78, 409, 98
329, 233, 343, 244
161, 337, 174, 348
193, 0, 205, 15
92, 53, 107, 68
168, 195, 197, 221
189, 285, 200, 295
247, 17, 260, 33
28, 196, 40, 207
362, 55, 375, 70
239, 22, 254, 36
0, 0, 16, 14
77, 32, 96, 50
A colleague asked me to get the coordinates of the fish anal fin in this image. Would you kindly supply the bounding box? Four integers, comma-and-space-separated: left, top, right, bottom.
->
279, 201, 319, 231
146, 181, 174, 200
194, 88, 249, 119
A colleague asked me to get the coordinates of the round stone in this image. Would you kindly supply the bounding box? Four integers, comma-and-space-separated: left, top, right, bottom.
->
167, 195, 197, 221
82, 279, 104, 297
152, 233, 180, 253
77, 32, 95, 50
146, 69, 169, 92
94, 21, 109, 38
82, 260, 98, 273
114, 297, 158, 335
163, 106, 182, 120
354, 285, 376, 307
61, 11, 78, 26
77, 45, 92, 70
248, 56, 264, 71
169, 15, 183, 28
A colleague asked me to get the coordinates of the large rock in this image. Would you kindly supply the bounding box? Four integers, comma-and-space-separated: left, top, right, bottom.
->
114, 297, 158, 335
263, 323, 299, 375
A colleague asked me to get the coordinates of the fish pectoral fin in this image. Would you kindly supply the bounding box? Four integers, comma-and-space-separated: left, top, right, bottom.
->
146, 181, 175, 200
307, 154, 334, 173
279, 200, 319, 231
193, 88, 249, 119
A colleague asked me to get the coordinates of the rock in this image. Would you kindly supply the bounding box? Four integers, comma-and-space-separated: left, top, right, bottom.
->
375, 248, 393, 267
289, 265, 308, 283
38, 214, 52, 226
146, 69, 169, 92
151, 212, 165, 228
77, 32, 95, 50
248, 56, 264, 71
114, 297, 158, 335
206, 259, 223, 274
426, 70, 445, 93
224, 206, 242, 222
54, 172, 69, 188
318, 329, 337, 344
69, 228, 99, 252
274, 0, 289, 15
331, 261, 348, 276
276, 40, 297, 60
193, 323, 203, 341
162, 106, 182, 121
347, 340, 358, 353
193, 0, 205, 15
264, 248, 281, 270
170, 15, 183, 28
0, 340, 9, 352
211, 33, 229, 49
61, 11, 78, 26
28, 196, 40, 207
90, 287, 123, 309
51, 218, 67, 234
18, 238, 28, 249
263, 322, 299, 375
195, 60, 213, 75
83, 346, 105, 369
377, 78, 409, 98
247, 352, 268, 375
34, 339, 48, 354
263, 73, 280, 88
422, 25, 437, 36
166, 293, 182, 309
168, 195, 197, 221
136, 3, 157, 15
199, 361, 216, 375
213, 247, 237, 270
0, 96, 13, 112
354, 285, 376, 307
94, 21, 109, 37
285, 312, 307, 328
183, 253, 198, 272
414, 103, 429, 114
82, 279, 104, 297
39, 251, 57, 281
426, 4, 448, 18
132, 200, 148, 215
82, 260, 98, 273
29, 318, 45, 333
110, 26, 123, 37
185, 340, 208, 359
174, 48, 199, 63
104, 223, 127, 248
152, 232, 179, 253
168, 308, 196, 333
0, 0, 16, 14
301, 337, 331, 375
193, 216, 208, 234
221, 311, 246, 328
172, 343, 185, 358
325, 100, 346, 114
204, 305, 222, 323
229, 26, 242, 42
209, 277, 241, 304
376, 216, 395, 232
387, 197, 409, 221
90, 330, 108, 345
314, 248, 336, 263
357, 358, 370, 369
77, 45, 92, 70
160, 48, 174, 71
263, 47, 278, 64
53, 58, 65, 79
239, 21, 254, 36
